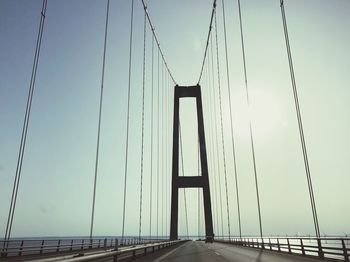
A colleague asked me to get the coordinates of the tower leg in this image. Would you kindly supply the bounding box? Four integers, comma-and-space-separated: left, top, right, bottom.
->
170, 85, 214, 242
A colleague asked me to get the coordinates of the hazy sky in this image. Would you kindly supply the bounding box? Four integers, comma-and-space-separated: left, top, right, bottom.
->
0, 0, 349, 238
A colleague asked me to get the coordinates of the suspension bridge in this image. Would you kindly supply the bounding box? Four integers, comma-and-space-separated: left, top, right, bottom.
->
0, 0, 349, 261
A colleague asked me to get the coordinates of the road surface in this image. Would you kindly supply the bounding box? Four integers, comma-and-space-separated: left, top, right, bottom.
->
134, 241, 328, 262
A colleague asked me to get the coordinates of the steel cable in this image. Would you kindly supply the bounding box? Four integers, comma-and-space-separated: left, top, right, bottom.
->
141, 0, 177, 85
156, 49, 160, 239
149, 35, 154, 239
3, 0, 48, 246
210, 32, 224, 237
214, 10, 230, 238
121, 0, 134, 241
279, 0, 320, 238
161, 61, 164, 238
198, 0, 218, 84
90, 0, 110, 239
138, 10, 147, 241
237, 0, 263, 239
179, 123, 190, 240
207, 53, 215, 236
221, 0, 242, 238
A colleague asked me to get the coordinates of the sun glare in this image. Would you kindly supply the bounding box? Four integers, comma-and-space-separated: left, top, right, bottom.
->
230, 88, 283, 138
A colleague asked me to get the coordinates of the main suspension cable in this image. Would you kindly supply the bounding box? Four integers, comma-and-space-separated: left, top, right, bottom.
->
214, 9, 231, 238
3, 0, 48, 245
141, 0, 177, 85
279, 0, 320, 238
121, 0, 134, 241
237, 0, 263, 239
221, 0, 242, 239
90, 0, 110, 239
198, 0, 217, 84
138, 9, 147, 241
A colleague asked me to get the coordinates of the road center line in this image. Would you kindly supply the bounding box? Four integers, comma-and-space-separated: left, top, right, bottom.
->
153, 242, 186, 262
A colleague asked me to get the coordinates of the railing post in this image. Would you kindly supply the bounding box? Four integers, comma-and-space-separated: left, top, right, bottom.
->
342, 239, 349, 262
269, 238, 272, 250
114, 238, 118, 251
317, 238, 324, 258
88, 238, 91, 249
262, 238, 265, 249
18, 240, 24, 256
287, 238, 291, 253
70, 239, 73, 251
56, 240, 61, 252
104, 238, 107, 250
1, 241, 8, 258
40, 240, 45, 254
277, 238, 281, 252
98, 239, 101, 248
300, 239, 305, 255
81, 239, 84, 250
0, 251, 7, 258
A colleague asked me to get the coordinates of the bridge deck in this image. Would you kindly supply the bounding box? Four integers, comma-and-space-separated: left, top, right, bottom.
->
134, 241, 329, 262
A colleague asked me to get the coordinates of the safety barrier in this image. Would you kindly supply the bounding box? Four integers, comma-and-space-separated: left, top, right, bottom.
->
215, 236, 350, 261
36, 240, 184, 262
0, 237, 163, 258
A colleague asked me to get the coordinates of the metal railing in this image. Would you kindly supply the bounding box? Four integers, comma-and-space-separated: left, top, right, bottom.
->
46, 240, 185, 262
0, 237, 162, 258
215, 236, 350, 261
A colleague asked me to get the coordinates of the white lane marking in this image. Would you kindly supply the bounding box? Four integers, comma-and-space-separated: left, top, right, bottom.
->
153, 242, 186, 262
214, 251, 221, 256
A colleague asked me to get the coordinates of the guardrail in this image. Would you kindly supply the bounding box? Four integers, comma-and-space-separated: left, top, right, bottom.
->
54, 240, 184, 262
215, 236, 350, 261
0, 237, 164, 258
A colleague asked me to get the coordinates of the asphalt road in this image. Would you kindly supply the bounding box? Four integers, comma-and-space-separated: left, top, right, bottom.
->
134, 241, 328, 262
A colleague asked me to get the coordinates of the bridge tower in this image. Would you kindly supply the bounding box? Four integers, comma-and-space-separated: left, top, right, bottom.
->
170, 84, 214, 242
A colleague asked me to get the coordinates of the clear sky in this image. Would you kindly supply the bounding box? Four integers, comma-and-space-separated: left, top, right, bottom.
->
0, 0, 349, 238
